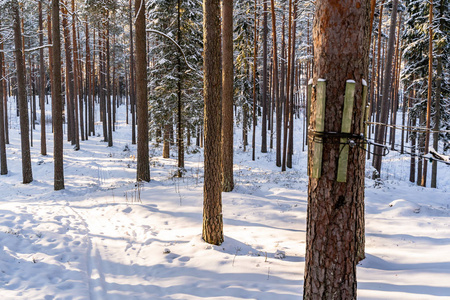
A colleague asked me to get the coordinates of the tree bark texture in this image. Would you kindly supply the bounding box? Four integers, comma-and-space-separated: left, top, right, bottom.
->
135, 0, 150, 182
12, 0, 33, 184
222, 0, 234, 192
51, 0, 64, 190
304, 1, 370, 299
202, 0, 224, 245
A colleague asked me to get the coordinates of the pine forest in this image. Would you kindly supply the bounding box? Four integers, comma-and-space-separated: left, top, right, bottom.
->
0, 0, 449, 299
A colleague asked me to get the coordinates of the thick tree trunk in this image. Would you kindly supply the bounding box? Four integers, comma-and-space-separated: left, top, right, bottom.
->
12, 0, 33, 184
202, 0, 223, 245
221, 0, 234, 192
135, 0, 150, 182
303, 0, 370, 298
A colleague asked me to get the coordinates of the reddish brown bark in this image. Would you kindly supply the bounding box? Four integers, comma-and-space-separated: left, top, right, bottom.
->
304, 0, 370, 298
135, 0, 150, 182
221, 0, 234, 191
12, 0, 33, 184
202, 0, 223, 245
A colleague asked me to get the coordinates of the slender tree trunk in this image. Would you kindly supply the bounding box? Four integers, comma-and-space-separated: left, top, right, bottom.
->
270, 0, 281, 167
431, 0, 444, 188
0, 37, 8, 145
135, 0, 150, 182
221, 0, 234, 192
176, 0, 184, 177
0, 38, 7, 175
71, 0, 80, 149
409, 87, 416, 183
85, 21, 93, 137
62, 2, 77, 147
112, 34, 116, 132
106, 19, 113, 147
202, 0, 223, 245
287, 2, 297, 169
38, 0, 47, 156
163, 124, 170, 158
252, 0, 258, 161
422, 0, 433, 187
0, 30, 8, 145
303, 0, 370, 298
280, 12, 287, 171
261, 0, 268, 154
12, 0, 33, 184
417, 111, 425, 186
51, 0, 64, 190
130, 0, 136, 145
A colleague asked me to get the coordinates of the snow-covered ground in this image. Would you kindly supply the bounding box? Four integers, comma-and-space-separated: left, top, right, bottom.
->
1, 99, 449, 299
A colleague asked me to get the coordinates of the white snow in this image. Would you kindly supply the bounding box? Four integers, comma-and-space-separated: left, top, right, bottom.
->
1, 100, 449, 299
347, 79, 356, 83
362, 79, 367, 86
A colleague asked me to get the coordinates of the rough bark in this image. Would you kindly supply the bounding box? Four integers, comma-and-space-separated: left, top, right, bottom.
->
303, 0, 370, 298
12, 0, 33, 184
51, 0, 64, 190
135, 0, 150, 182
202, 0, 224, 245
221, 0, 234, 192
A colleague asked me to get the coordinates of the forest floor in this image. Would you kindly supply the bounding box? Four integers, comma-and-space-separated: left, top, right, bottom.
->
0, 100, 449, 299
